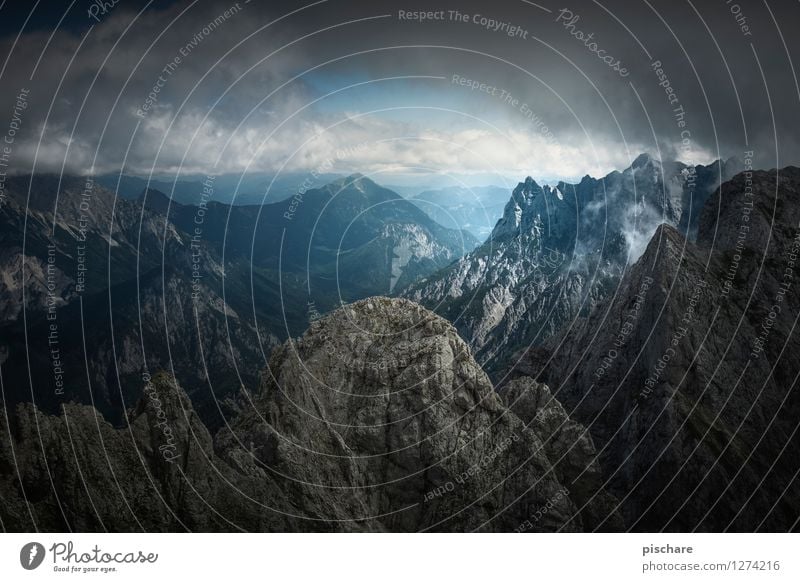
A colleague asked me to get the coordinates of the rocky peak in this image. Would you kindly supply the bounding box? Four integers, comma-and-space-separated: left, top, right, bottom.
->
510, 176, 541, 206
139, 187, 180, 215
491, 177, 543, 240
637, 222, 690, 268
629, 152, 661, 171
325, 172, 383, 197
518, 175, 537, 194
216, 296, 620, 531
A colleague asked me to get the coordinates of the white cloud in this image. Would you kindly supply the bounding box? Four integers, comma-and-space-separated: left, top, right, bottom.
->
0, 0, 723, 183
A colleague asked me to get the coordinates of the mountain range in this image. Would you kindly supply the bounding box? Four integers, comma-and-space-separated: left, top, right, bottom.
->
96, 172, 343, 206
410, 185, 510, 240
512, 167, 800, 531
0, 173, 475, 428
2, 156, 799, 532
405, 154, 742, 376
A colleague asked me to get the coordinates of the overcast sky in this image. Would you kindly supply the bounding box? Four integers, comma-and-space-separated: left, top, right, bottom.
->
0, 0, 798, 186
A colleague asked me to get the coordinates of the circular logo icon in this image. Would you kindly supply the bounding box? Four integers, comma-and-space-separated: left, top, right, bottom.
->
20, 542, 45, 570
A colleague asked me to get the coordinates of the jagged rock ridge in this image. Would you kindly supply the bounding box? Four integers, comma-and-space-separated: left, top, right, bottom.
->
0, 298, 620, 532
404, 156, 740, 376
514, 167, 800, 531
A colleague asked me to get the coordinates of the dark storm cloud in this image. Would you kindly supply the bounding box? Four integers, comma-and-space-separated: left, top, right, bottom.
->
0, 0, 797, 179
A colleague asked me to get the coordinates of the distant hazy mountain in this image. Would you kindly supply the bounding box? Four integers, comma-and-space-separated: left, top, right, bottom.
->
405, 155, 741, 375
0, 174, 275, 429
151, 173, 479, 306
96, 172, 343, 206
410, 185, 509, 240
0, 173, 475, 428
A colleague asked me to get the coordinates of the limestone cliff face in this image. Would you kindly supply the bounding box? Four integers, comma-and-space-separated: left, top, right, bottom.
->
500, 377, 624, 532
1, 298, 619, 532
404, 157, 739, 376
219, 296, 622, 531
516, 168, 800, 531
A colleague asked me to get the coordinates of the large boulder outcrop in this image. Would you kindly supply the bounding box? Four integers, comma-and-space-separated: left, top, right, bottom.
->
1, 298, 619, 531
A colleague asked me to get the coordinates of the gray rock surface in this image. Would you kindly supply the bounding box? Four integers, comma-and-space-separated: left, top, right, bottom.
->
405, 157, 739, 377
0, 298, 620, 531
516, 168, 800, 531
501, 376, 624, 531
0, 372, 275, 531
216, 296, 620, 531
